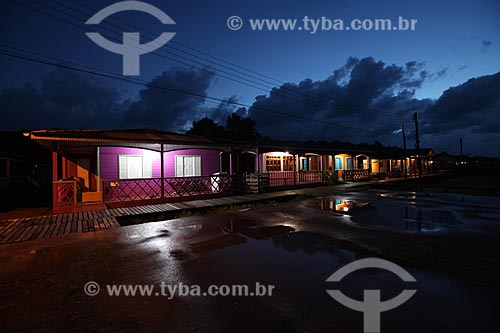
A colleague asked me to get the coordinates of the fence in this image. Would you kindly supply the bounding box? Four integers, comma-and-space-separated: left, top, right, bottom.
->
53, 180, 77, 213
102, 174, 233, 204
342, 169, 370, 181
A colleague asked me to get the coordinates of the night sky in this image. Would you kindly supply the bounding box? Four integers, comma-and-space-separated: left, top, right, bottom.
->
0, 0, 499, 156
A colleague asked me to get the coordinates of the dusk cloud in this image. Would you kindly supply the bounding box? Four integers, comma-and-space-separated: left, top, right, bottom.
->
248, 57, 431, 143
121, 67, 216, 131
0, 68, 122, 130
421, 72, 500, 135
0, 58, 498, 156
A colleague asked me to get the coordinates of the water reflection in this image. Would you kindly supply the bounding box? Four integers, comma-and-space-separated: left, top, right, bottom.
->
315, 198, 372, 214
181, 222, 247, 253
169, 217, 296, 256
312, 196, 461, 233
223, 218, 295, 240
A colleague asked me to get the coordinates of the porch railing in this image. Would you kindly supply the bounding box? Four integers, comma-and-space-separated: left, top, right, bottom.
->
102, 174, 233, 203
342, 169, 370, 181
322, 170, 338, 184
53, 180, 77, 213
297, 171, 323, 185
245, 171, 325, 191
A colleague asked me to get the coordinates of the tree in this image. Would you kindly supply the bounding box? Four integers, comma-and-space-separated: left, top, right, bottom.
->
187, 114, 261, 142
186, 117, 225, 139
225, 113, 261, 141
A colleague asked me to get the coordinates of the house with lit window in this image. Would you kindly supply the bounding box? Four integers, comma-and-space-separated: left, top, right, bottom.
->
27, 129, 233, 213
27, 129, 396, 213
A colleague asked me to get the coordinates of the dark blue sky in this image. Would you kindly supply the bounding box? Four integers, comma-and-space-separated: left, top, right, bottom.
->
0, 0, 499, 156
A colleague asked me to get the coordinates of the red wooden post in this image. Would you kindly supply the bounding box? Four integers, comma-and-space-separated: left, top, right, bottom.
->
52, 151, 58, 212
61, 156, 67, 179
160, 144, 164, 198
52, 151, 58, 181
293, 154, 297, 185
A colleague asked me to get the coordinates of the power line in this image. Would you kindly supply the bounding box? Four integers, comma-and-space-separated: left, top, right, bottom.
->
2, 1, 419, 138
66, 0, 285, 85
19, 0, 407, 124
0, 47, 400, 137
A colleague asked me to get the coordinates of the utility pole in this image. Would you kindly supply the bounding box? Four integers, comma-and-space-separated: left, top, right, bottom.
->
412, 112, 422, 190
459, 138, 463, 163
402, 124, 407, 181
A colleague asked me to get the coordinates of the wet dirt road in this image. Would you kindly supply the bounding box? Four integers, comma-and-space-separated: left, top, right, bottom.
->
0, 190, 499, 332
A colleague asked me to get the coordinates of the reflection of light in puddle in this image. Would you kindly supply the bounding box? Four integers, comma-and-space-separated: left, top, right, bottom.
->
380, 192, 434, 199
174, 224, 203, 230
316, 198, 371, 217
336, 200, 353, 212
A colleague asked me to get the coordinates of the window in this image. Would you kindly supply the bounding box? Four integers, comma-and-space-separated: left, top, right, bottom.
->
346, 157, 353, 170
335, 157, 343, 170
301, 158, 309, 171
175, 155, 201, 177
118, 155, 152, 179
283, 156, 294, 171
265, 155, 281, 171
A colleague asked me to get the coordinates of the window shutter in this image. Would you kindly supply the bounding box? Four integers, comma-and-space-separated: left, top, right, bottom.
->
194, 156, 201, 176
175, 156, 183, 177
143, 155, 152, 178
119, 155, 128, 179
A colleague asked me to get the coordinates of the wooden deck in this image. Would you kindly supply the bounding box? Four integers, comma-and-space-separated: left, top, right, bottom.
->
0, 191, 298, 245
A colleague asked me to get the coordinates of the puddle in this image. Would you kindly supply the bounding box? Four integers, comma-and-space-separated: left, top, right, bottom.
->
380, 191, 434, 199
223, 217, 295, 239
311, 198, 373, 214
310, 196, 464, 233
177, 229, 499, 332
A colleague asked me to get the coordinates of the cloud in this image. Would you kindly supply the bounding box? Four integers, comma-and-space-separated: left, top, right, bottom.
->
0, 68, 123, 130
248, 57, 430, 143
421, 72, 500, 135
0, 58, 499, 156
205, 96, 247, 125
122, 67, 216, 131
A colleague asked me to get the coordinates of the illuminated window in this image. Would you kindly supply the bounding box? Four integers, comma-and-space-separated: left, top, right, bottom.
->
265, 155, 281, 171
335, 157, 342, 170
118, 155, 152, 179
175, 155, 201, 177
283, 156, 294, 171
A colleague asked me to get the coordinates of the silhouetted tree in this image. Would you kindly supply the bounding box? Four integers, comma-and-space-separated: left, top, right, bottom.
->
225, 113, 261, 141
186, 117, 225, 139
187, 114, 261, 141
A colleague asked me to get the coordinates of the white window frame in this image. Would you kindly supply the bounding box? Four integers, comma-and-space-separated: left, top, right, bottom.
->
118, 154, 153, 179
175, 155, 202, 177
335, 157, 343, 170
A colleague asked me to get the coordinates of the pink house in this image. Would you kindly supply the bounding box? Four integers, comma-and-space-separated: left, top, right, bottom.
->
28, 129, 233, 212
27, 129, 376, 213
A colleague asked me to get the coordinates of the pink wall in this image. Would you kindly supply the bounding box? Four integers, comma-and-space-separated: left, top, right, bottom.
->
99, 147, 221, 179
163, 149, 221, 177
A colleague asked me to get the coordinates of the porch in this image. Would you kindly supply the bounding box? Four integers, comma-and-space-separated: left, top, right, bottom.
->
29, 129, 375, 214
